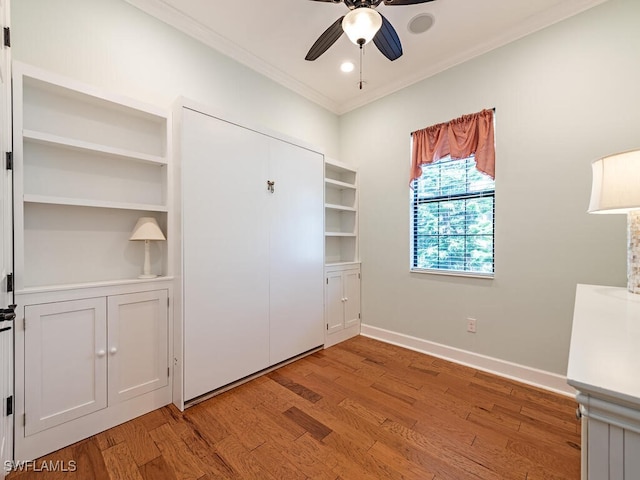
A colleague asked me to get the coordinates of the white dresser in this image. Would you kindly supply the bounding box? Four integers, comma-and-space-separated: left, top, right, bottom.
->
567, 284, 640, 480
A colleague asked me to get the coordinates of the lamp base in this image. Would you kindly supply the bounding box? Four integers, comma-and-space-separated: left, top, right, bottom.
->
138, 274, 158, 279
628, 210, 640, 294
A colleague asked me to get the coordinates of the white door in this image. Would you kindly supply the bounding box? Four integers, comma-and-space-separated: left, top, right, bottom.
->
182, 108, 270, 401
24, 298, 107, 436
0, 0, 11, 471
107, 290, 168, 405
325, 271, 344, 335
343, 269, 361, 328
269, 140, 324, 365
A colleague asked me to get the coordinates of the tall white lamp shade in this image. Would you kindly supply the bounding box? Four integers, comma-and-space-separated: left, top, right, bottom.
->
588, 149, 640, 293
129, 217, 166, 279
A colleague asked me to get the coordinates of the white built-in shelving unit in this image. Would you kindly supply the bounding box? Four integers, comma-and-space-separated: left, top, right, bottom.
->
324, 158, 361, 348
325, 158, 359, 266
12, 62, 174, 461
13, 62, 171, 290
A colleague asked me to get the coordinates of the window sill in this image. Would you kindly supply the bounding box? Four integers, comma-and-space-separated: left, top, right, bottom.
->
410, 268, 494, 280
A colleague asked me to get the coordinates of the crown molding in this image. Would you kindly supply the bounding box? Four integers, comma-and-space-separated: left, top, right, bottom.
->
125, 0, 608, 116
124, 0, 341, 113
336, 0, 609, 114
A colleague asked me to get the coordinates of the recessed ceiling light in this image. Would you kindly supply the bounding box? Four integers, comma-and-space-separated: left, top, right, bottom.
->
340, 61, 355, 73
408, 13, 435, 35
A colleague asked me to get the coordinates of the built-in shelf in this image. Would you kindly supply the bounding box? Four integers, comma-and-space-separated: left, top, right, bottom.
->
14, 62, 171, 290
23, 129, 168, 166
325, 261, 361, 267
325, 203, 356, 212
18, 276, 175, 295
324, 158, 359, 265
23, 194, 168, 212
325, 178, 356, 190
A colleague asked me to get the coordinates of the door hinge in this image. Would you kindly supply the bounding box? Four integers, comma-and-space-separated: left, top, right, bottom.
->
5, 152, 12, 170
167, 297, 169, 308
6, 395, 12, 416
358, 273, 361, 279
167, 367, 170, 377
326, 278, 328, 285
3, 27, 9, 48
358, 313, 361, 319
6, 273, 13, 293
326, 324, 328, 331
23, 414, 26, 427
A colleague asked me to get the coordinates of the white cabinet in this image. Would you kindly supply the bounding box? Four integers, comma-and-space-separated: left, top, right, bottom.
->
11, 63, 174, 461
568, 284, 640, 480
177, 104, 324, 405
107, 291, 169, 405
24, 298, 107, 436
16, 285, 171, 460
323, 158, 361, 348
325, 266, 361, 348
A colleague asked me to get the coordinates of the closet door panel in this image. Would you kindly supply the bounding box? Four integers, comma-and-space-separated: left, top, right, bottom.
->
268, 140, 324, 365
182, 109, 270, 400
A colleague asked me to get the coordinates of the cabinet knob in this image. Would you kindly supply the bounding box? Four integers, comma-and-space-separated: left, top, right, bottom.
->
109, 347, 118, 355
97, 350, 106, 357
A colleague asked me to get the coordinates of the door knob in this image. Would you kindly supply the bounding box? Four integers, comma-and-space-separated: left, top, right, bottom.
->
97, 350, 106, 357
109, 347, 118, 355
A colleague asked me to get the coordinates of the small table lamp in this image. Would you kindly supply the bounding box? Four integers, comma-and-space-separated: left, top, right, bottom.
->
129, 217, 166, 279
588, 149, 640, 293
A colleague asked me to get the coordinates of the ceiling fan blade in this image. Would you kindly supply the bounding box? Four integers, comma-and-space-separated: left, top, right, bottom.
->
305, 16, 345, 61
373, 14, 403, 61
383, 0, 435, 5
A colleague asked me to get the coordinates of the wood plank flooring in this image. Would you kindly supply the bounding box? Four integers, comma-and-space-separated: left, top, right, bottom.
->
8, 336, 581, 479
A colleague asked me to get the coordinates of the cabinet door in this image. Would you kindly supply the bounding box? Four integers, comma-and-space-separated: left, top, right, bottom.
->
326, 271, 345, 335
107, 290, 168, 405
269, 140, 324, 365
343, 269, 361, 329
24, 298, 107, 436
182, 109, 270, 400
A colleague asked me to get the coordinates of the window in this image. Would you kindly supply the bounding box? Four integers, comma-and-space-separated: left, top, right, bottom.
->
411, 155, 495, 276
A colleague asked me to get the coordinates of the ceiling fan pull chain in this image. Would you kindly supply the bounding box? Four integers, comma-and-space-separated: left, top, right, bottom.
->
359, 44, 364, 90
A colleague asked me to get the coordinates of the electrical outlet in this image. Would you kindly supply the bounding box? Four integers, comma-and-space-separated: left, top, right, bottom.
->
467, 317, 477, 333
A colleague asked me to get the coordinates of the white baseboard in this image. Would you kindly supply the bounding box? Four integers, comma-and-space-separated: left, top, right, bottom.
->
360, 324, 576, 397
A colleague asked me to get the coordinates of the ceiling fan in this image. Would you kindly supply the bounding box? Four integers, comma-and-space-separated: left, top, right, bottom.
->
305, 0, 436, 62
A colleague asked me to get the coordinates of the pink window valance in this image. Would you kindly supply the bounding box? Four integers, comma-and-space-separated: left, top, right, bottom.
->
410, 109, 495, 183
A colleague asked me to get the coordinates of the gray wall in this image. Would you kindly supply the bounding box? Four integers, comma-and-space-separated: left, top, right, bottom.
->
339, 0, 638, 375
12, 0, 340, 156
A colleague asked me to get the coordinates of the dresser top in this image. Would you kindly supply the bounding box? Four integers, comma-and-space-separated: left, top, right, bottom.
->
567, 284, 640, 407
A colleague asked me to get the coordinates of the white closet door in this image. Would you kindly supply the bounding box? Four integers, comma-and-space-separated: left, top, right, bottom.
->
182, 109, 270, 401
268, 140, 324, 365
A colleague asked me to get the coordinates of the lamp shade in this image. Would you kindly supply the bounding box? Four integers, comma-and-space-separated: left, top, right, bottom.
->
342, 8, 382, 46
129, 217, 166, 241
588, 150, 640, 214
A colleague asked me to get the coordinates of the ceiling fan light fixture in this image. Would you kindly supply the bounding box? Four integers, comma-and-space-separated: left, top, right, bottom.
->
342, 8, 382, 46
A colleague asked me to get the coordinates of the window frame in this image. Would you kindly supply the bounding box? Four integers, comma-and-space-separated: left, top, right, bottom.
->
410, 156, 495, 279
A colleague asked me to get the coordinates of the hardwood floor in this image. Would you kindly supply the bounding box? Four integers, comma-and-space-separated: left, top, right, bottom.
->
8, 336, 581, 479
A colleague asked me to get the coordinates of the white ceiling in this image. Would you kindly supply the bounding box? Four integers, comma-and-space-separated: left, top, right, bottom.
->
125, 0, 607, 114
